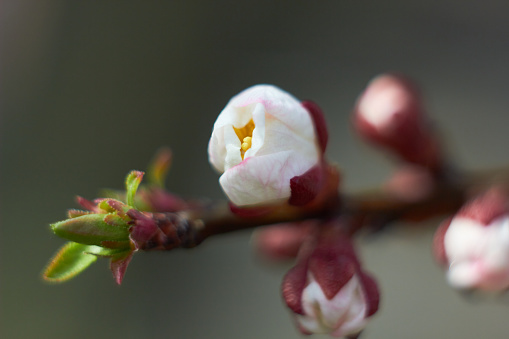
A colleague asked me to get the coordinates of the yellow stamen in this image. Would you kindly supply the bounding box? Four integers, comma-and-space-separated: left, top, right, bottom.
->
233, 119, 255, 159
241, 137, 252, 152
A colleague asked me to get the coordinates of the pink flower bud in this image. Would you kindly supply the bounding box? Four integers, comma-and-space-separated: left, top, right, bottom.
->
353, 74, 441, 170
433, 189, 509, 291
252, 221, 317, 260
282, 234, 379, 337
208, 85, 327, 206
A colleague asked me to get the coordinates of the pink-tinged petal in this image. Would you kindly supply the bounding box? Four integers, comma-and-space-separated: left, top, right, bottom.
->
282, 264, 309, 315
359, 272, 380, 317
457, 188, 509, 226
219, 150, 315, 206
308, 254, 356, 300
229, 85, 316, 144
289, 164, 324, 206
253, 221, 317, 260
302, 101, 328, 153
208, 84, 322, 206
355, 74, 422, 130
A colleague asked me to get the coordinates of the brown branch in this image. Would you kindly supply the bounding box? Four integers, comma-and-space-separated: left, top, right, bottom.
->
139, 165, 509, 251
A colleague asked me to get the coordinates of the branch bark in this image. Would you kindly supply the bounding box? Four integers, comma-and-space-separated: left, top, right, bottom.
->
140, 165, 509, 251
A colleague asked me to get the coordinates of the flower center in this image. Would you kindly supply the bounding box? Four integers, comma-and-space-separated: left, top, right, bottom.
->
233, 119, 255, 160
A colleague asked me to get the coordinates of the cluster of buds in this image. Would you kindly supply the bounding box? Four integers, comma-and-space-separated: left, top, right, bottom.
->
44, 72, 509, 338
43, 171, 145, 284
208, 84, 380, 337
44, 153, 196, 285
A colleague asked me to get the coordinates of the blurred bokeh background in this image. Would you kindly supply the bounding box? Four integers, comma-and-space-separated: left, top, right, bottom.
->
3, 1, 509, 338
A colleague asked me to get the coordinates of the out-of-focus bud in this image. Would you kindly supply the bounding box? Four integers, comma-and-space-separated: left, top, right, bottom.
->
353, 74, 441, 170
208, 85, 328, 207
253, 221, 317, 260
433, 189, 509, 291
282, 231, 379, 338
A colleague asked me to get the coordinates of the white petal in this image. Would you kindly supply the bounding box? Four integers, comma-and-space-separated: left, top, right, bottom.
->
444, 218, 485, 261
208, 84, 321, 206
298, 274, 368, 337
447, 261, 479, 289
219, 150, 311, 206
223, 126, 242, 171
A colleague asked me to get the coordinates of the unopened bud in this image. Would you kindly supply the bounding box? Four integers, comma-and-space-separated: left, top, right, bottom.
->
282, 232, 379, 337
434, 189, 509, 291
353, 74, 441, 170
51, 213, 130, 246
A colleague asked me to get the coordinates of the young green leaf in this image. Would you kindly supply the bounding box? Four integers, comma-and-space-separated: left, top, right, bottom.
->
125, 170, 144, 207
43, 242, 101, 283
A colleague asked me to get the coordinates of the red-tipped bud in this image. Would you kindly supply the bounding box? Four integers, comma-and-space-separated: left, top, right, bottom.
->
353, 74, 441, 170
282, 231, 379, 337
433, 188, 509, 291
253, 221, 317, 260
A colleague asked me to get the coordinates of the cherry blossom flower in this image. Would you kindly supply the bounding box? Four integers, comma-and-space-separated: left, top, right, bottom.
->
208, 85, 324, 206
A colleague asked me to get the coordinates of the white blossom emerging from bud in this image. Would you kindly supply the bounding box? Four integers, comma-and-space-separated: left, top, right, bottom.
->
298, 273, 369, 337
282, 232, 379, 338
434, 189, 509, 291
208, 85, 321, 206
444, 216, 509, 291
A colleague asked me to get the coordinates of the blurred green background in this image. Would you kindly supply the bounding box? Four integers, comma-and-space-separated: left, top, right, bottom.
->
3, 1, 509, 338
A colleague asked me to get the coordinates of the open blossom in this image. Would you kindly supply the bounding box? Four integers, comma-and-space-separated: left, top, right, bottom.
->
208, 85, 324, 206
434, 189, 509, 291
282, 233, 379, 338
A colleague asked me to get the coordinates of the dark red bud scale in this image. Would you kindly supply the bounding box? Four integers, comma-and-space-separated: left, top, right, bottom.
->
289, 164, 325, 206
309, 255, 356, 299
359, 272, 380, 317
302, 100, 328, 154
457, 188, 509, 226
282, 264, 309, 315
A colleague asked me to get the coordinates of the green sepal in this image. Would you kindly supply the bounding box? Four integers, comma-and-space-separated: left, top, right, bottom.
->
104, 213, 128, 227
67, 209, 91, 218
125, 171, 144, 207
100, 240, 132, 250
51, 213, 129, 246
43, 242, 101, 283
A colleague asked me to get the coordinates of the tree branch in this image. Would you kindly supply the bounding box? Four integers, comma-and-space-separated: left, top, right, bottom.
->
139, 165, 509, 251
